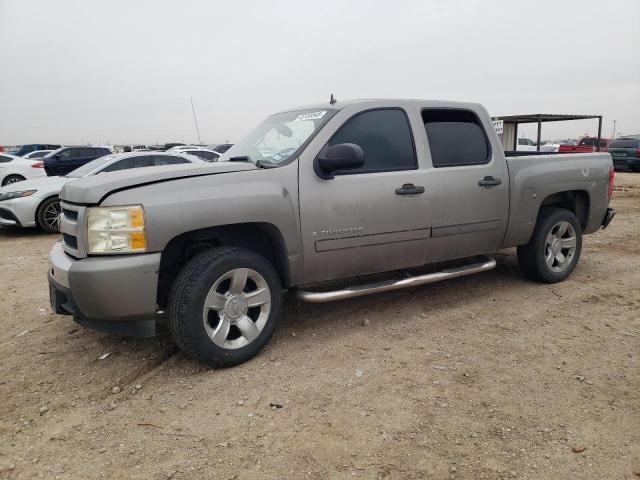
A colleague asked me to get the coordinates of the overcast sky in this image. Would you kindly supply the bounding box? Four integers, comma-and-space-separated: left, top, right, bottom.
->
1, 0, 639, 146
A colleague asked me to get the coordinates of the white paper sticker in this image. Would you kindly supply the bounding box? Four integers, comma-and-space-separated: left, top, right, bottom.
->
295, 111, 327, 121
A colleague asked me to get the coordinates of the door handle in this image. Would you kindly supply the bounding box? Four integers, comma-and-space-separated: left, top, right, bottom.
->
478, 176, 502, 187
395, 183, 425, 195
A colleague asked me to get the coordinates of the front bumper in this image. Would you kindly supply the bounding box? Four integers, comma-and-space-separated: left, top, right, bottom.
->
48, 241, 161, 336
0, 195, 42, 227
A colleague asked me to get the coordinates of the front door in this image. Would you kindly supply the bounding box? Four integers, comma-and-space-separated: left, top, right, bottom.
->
298, 108, 431, 285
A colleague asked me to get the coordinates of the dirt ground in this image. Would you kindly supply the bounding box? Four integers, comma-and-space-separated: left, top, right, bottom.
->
0, 173, 638, 480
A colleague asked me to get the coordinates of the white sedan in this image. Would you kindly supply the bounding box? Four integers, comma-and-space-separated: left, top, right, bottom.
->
0, 151, 204, 232
23, 150, 55, 159
0, 152, 47, 186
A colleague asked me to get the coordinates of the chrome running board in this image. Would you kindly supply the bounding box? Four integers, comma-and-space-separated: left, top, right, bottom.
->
295, 256, 496, 303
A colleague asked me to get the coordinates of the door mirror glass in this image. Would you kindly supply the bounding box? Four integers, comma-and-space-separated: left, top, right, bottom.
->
314, 143, 365, 179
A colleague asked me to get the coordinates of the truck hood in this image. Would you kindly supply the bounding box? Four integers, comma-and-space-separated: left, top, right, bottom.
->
60, 161, 258, 205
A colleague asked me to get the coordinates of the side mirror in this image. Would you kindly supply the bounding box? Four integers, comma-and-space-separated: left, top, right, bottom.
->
314, 143, 364, 180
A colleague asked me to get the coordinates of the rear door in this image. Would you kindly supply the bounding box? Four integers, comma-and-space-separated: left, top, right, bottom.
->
51, 148, 82, 175
420, 108, 509, 262
298, 107, 431, 284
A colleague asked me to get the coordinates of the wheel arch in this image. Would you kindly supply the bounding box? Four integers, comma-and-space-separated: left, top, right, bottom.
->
538, 190, 590, 230
157, 222, 290, 309
1, 173, 27, 186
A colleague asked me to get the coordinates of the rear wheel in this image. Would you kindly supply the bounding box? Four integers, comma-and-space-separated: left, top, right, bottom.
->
517, 207, 582, 283
168, 247, 282, 367
36, 197, 61, 233
2, 174, 25, 186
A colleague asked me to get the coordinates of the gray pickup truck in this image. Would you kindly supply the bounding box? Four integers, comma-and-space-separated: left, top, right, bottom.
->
48, 99, 616, 366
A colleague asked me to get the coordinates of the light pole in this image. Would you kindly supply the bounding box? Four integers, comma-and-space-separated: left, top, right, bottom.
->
612, 120, 617, 139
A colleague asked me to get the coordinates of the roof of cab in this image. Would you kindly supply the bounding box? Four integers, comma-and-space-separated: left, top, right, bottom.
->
277, 98, 485, 114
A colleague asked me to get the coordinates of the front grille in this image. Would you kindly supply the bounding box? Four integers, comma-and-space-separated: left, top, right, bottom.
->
59, 201, 86, 258
62, 233, 78, 249
0, 208, 17, 222
62, 207, 78, 221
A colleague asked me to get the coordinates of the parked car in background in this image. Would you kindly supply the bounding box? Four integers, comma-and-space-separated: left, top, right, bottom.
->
0, 152, 204, 233
558, 137, 611, 153
181, 148, 220, 162
0, 153, 46, 186
212, 143, 233, 154
608, 138, 640, 171
164, 143, 185, 150
42, 146, 112, 176
516, 138, 537, 151
169, 145, 202, 152
13, 144, 61, 157
23, 150, 54, 159
48, 99, 615, 367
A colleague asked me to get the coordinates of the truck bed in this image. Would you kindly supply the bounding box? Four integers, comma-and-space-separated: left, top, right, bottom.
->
501, 152, 612, 248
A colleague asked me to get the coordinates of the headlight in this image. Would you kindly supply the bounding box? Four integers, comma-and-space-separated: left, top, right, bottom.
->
0, 190, 36, 202
86, 205, 146, 254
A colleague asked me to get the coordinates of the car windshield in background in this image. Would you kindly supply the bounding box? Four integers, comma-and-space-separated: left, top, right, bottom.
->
65, 155, 116, 178
220, 108, 337, 166
609, 138, 639, 149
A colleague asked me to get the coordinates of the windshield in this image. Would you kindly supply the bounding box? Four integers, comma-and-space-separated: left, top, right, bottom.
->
220, 108, 337, 166
65, 155, 117, 178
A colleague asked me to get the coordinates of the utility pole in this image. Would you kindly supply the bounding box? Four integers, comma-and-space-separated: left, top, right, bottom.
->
190, 97, 202, 145
612, 120, 617, 140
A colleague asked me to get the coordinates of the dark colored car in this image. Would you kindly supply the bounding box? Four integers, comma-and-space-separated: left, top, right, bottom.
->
608, 138, 640, 171
43, 146, 111, 176
14, 144, 61, 157
212, 143, 233, 154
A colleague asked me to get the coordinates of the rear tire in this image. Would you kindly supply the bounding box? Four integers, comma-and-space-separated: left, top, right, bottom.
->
36, 197, 61, 233
517, 207, 582, 283
168, 247, 282, 367
2, 174, 25, 186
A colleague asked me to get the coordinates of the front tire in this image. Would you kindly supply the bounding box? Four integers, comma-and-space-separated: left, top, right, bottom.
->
36, 197, 61, 233
517, 207, 582, 283
168, 247, 282, 367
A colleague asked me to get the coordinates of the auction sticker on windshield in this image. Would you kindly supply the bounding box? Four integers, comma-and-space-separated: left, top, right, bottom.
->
295, 111, 327, 121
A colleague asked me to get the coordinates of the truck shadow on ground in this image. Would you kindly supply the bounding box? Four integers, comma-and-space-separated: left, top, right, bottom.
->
56, 251, 526, 371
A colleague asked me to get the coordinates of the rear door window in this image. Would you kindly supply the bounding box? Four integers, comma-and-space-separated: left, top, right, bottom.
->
102, 156, 152, 172
151, 155, 191, 166
326, 108, 417, 174
422, 109, 491, 167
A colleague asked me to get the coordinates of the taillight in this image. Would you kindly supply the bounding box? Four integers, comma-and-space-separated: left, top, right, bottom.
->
635, 148, 640, 158
608, 165, 614, 199
31, 161, 44, 168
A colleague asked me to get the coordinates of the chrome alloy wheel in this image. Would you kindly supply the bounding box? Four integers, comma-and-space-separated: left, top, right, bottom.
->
544, 221, 577, 273
43, 200, 62, 231
202, 268, 271, 349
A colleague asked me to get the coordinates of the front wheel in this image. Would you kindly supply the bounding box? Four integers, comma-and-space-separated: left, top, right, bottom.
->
168, 247, 282, 367
517, 207, 583, 283
36, 197, 61, 233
